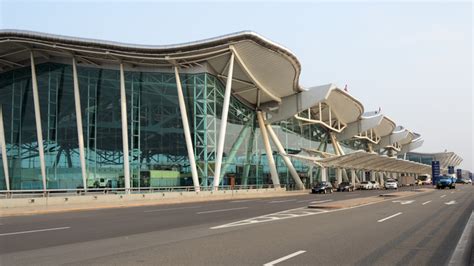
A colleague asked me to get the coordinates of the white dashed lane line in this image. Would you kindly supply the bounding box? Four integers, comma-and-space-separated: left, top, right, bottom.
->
0, 227, 70, 237
422, 201, 432, 205
263, 250, 306, 266
377, 212, 403, 223
197, 207, 249, 214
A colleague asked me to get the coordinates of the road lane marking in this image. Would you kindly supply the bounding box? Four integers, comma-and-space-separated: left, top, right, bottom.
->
197, 207, 248, 214
449, 211, 474, 265
263, 250, 306, 266
144, 206, 202, 213
296, 199, 318, 203
440, 195, 446, 198
268, 199, 296, 204
310, 200, 333, 204
422, 201, 432, 205
231, 199, 257, 203
211, 207, 326, 229
0, 227, 70, 236
392, 200, 415, 205
445, 200, 457, 205
377, 212, 403, 223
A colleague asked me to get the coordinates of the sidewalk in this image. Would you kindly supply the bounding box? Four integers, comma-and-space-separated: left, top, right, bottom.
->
0, 189, 311, 217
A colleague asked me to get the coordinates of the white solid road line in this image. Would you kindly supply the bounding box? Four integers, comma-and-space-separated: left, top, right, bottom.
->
310, 200, 333, 204
440, 195, 446, 198
144, 206, 202, 213
0, 226, 70, 237
268, 199, 296, 204
377, 212, 403, 223
197, 207, 248, 214
231, 199, 257, 203
263, 250, 306, 266
449, 211, 474, 265
296, 199, 317, 203
422, 201, 432, 205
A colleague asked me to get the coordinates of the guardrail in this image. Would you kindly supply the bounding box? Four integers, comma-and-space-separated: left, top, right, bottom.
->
0, 184, 285, 199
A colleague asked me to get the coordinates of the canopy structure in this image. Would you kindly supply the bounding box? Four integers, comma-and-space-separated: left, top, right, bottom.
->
0, 29, 303, 107
264, 83, 364, 132
353, 114, 396, 144
406, 151, 463, 169
290, 151, 431, 174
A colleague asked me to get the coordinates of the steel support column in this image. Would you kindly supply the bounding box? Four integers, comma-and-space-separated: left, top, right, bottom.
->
72, 58, 88, 191
266, 124, 304, 190
174, 66, 200, 192
257, 111, 280, 187
351, 169, 356, 186
213, 53, 235, 189
30, 52, 47, 191
0, 105, 9, 191
336, 168, 342, 185
321, 167, 328, 182
220, 123, 251, 180
119, 63, 131, 192
242, 122, 256, 186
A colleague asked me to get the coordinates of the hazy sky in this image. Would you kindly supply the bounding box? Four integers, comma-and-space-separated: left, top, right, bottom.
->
1, 1, 472, 170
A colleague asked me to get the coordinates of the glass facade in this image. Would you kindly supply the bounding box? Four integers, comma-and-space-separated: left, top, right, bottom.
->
0, 62, 354, 190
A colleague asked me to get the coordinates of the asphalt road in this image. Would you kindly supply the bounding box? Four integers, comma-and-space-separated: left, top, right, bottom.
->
0, 185, 472, 265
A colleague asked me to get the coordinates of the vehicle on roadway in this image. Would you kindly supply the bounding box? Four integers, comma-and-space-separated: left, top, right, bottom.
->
358, 181, 373, 190
436, 176, 456, 189
417, 174, 432, 185
337, 182, 355, 192
312, 182, 333, 194
370, 181, 381, 189
384, 179, 398, 189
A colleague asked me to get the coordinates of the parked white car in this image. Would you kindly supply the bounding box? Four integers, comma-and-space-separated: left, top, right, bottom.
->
384, 179, 398, 189
370, 181, 381, 189
358, 181, 373, 190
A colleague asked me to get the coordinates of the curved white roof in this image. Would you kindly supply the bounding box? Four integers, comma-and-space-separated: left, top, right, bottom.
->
0, 29, 303, 106
374, 116, 396, 137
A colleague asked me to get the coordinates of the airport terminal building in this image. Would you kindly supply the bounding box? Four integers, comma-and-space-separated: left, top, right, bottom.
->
0, 30, 463, 192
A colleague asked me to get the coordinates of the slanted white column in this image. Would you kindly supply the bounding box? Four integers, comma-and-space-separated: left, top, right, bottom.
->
72, 58, 88, 191
213, 53, 235, 190
257, 111, 280, 187
174, 66, 200, 192
336, 168, 342, 185
30, 52, 47, 191
321, 167, 328, 182
370, 171, 376, 181
0, 105, 10, 191
119, 63, 131, 193
266, 124, 304, 190
378, 172, 384, 186
351, 169, 356, 186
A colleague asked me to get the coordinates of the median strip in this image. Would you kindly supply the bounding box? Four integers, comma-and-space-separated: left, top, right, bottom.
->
308, 189, 433, 210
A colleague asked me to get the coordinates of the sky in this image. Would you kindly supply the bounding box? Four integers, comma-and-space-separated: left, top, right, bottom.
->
1, 1, 472, 170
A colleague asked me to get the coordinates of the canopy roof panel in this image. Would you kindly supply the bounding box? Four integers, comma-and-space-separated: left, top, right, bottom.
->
373, 116, 396, 137
0, 29, 303, 106
291, 151, 431, 174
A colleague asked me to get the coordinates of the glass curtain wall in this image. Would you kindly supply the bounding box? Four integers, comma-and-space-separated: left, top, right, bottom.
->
0, 61, 351, 190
